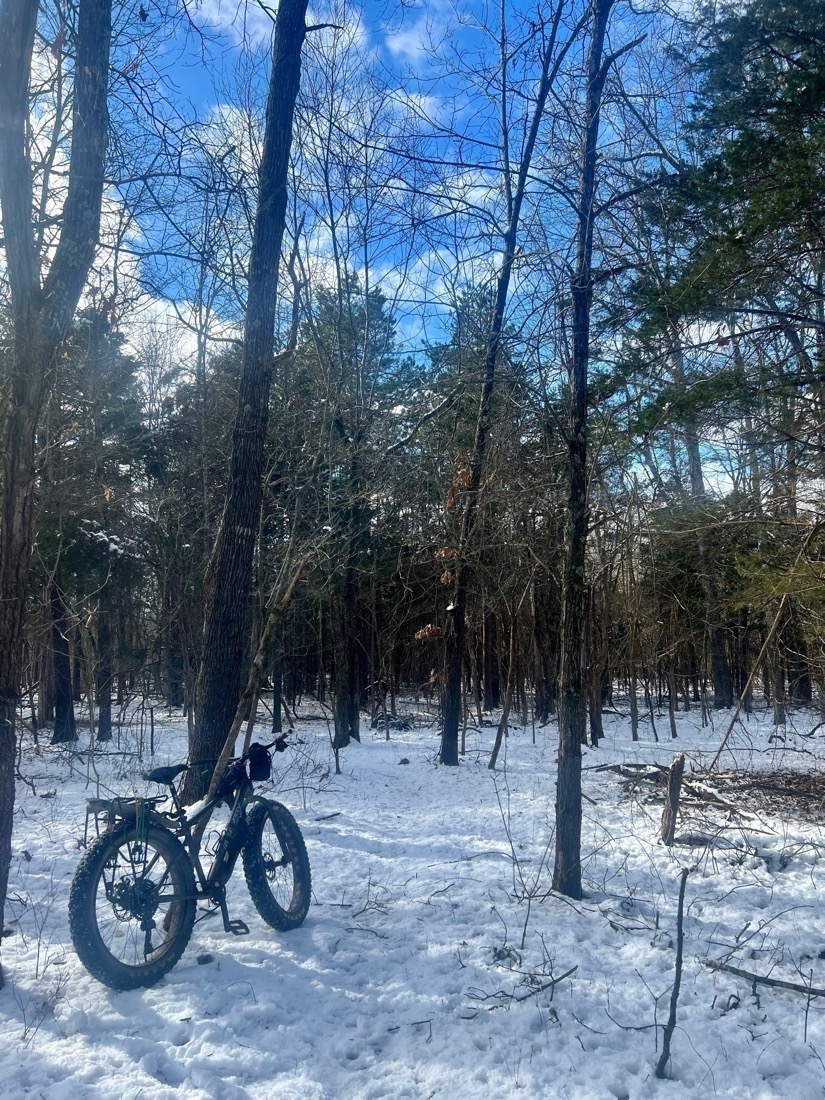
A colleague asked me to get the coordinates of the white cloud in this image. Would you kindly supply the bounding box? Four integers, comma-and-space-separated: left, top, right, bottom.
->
194, 0, 276, 48
382, 2, 451, 70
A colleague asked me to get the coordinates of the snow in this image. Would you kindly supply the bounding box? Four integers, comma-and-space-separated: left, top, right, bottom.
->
4, 702, 825, 1098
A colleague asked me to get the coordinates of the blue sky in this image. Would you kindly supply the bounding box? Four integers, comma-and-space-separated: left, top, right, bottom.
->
112, 0, 685, 363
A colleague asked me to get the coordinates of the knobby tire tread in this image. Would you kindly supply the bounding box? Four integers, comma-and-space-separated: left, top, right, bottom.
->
69, 823, 196, 990
242, 801, 311, 931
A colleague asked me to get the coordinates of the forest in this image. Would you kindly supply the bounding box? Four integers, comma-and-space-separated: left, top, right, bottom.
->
0, 0, 823, 1007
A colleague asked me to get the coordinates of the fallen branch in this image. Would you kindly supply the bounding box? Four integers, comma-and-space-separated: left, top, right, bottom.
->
513, 964, 578, 1002
681, 779, 749, 816
703, 959, 825, 998
465, 965, 578, 1012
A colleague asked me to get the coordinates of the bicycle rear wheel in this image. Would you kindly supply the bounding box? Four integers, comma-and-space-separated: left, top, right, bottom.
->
243, 801, 311, 931
69, 823, 196, 990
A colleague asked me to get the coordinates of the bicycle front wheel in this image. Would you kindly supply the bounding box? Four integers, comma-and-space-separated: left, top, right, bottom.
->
243, 801, 311, 931
69, 823, 196, 990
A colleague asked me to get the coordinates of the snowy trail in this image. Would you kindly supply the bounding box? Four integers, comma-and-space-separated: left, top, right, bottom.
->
3, 705, 825, 1098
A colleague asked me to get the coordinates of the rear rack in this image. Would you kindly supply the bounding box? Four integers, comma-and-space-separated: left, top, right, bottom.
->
82, 795, 175, 847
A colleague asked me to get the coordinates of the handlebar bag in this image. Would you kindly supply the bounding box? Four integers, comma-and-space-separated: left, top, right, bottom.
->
248, 742, 272, 781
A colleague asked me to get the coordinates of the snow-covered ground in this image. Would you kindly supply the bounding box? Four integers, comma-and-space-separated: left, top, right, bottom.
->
4, 699, 825, 1099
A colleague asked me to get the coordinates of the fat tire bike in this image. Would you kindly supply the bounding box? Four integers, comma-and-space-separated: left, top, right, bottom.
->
69, 737, 310, 990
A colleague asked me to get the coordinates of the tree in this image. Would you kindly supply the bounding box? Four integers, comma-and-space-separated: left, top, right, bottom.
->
33, 310, 146, 741
438, 0, 583, 766
185, 0, 309, 798
0, 0, 113, 984
622, 0, 825, 718
553, 0, 635, 899
310, 278, 398, 754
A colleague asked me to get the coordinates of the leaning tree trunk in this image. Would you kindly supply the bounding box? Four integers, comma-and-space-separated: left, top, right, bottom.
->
185, 0, 308, 799
0, 0, 112, 985
553, 0, 617, 901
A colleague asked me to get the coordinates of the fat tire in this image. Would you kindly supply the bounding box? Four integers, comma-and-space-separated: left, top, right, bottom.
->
69, 823, 196, 990
242, 801, 311, 931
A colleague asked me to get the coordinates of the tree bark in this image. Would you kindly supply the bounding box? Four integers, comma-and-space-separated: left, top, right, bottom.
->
489, 615, 519, 769
271, 619, 283, 735
332, 585, 361, 750
553, 0, 615, 900
667, 664, 679, 739
39, 630, 55, 724
0, 0, 112, 982
185, 0, 308, 798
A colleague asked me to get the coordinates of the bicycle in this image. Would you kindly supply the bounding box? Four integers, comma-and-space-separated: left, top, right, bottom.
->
69, 737, 311, 990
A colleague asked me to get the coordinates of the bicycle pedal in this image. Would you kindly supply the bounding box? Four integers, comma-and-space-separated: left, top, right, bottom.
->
227, 919, 250, 936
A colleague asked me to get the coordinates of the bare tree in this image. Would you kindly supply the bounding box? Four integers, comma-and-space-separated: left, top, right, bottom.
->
553, 0, 641, 898
440, 0, 583, 765
0, 0, 113, 984
185, 0, 309, 797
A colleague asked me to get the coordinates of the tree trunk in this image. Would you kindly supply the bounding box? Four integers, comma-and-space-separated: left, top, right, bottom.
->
331, 445, 368, 750
39, 636, 55, 725
710, 625, 734, 709
96, 608, 113, 742
0, 0, 112, 967
531, 585, 552, 725
772, 653, 786, 726
271, 620, 283, 735
661, 752, 685, 846
482, 608, 501, 711
331, 586, 361, 750
50, 585, 77, 745
489, 618, 518, 769
667, 665, 678, 739
185, 0, 308, 799
553, 0, 615, 900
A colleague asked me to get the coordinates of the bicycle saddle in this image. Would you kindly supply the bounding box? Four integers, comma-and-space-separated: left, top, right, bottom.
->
143, 763, 186, 785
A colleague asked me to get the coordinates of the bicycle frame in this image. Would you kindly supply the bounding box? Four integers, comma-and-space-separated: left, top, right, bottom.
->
85, 758, 277, 935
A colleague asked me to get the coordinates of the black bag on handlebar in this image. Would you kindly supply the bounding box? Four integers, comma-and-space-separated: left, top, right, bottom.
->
248, 742, 272, 781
